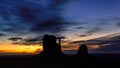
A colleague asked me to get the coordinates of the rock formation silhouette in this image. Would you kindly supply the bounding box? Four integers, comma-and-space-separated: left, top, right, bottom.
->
38, 34, 65, 58
76, 44, 89, 57
43, 34, 62, 54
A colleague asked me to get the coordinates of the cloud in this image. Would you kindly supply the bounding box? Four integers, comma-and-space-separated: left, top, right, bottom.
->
85, 27, 101, 35
86, 33, 120, 45
95, 22, 109, 26
12, 42, 22, 45
76, 27, 84, 29
0, 0, 43, 21
8, 37, 23, 41
111, 17, 120, 21
23, 37, 42, 45
74, 27, 102, 37
90, 44, 120, 53
9, 37, 42, 45
0, 0, 70, 36
8, 34, 66, 46
79, 35, 88, 37
56, 36, 67, 39
69, 40, 86, 44
93, 17, 120, 27
30, 17, 68, 33
0, 22, 30, 35
25, 38, 41, 42
94, 17, 120, 22
0, 0, 41, 34
0, 33, 7, 36
68, 33, 120, 53
70, 33, 120, 46
116, 22, 120, 27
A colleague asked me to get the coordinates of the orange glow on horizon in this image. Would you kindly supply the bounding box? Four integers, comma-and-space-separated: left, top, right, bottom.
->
89, 45, 100, 49
0, 43, 42, 55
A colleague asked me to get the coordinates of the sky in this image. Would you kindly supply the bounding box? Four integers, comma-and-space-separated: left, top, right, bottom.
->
0, 0, 120, 55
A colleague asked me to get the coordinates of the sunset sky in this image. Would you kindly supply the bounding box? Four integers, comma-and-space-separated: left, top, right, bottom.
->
0, 0, 120, 55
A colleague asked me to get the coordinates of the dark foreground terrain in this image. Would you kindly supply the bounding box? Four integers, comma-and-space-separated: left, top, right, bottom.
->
0, 53, 120, 68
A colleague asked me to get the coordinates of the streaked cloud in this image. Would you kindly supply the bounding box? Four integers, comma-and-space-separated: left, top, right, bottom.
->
69, 33, 120, 53
0, 33, 7, 36
85, 27, 101, 36
8, 37, 23, 41
76, 27, 85, 29
8, 37, 42, 45
116, 22, 120, 27
79, 35, 88, 37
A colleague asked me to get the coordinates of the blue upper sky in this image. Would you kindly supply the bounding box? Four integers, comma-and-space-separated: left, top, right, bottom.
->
63, 0, 120, 19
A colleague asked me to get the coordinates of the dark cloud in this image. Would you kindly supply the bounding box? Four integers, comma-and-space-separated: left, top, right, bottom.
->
94, 17, 120, 26
75, 27, 102, 37
116, 22, 120, 27
0, 22, 30, 35
111, 17, 120, 20
96, 22, 109, 26
94, 17, 120, 22
21, 41, 41, 45
86, 27, 101, 35
0, 0, 41, 34
25, 38, 41, 42
11, 35, 67, 45
56, 36, 66, 39
48, 0, 69, 7
12, 42, 22, 45
30, 17, 68, 33
76, 27, 84, 29
8, 37, 23, 41
9, 37, 42, 45
0, 33, 7, 36
0, 0, 43, 21
16, 1, 46, 23
69, 40, 86, 44
0, 0, 70, 35
79, 35, 88, 37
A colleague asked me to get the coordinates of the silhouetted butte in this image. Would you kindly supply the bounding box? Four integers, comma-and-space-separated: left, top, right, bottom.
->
38, 34, 65, 58
76, 44, 89, 57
